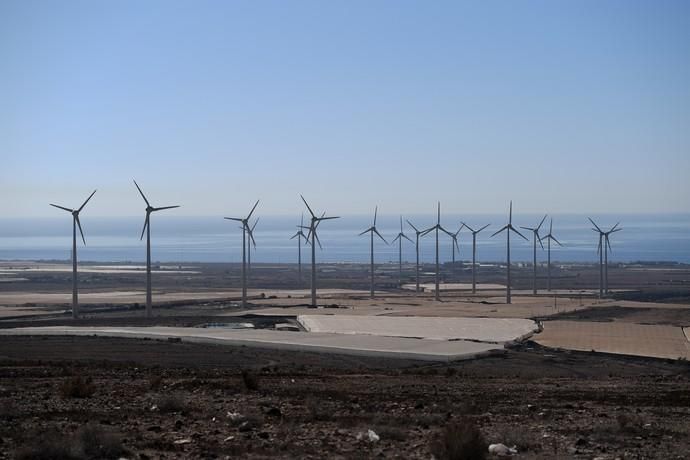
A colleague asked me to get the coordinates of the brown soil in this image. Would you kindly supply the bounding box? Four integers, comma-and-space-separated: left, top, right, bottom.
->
1, 335, 689, 459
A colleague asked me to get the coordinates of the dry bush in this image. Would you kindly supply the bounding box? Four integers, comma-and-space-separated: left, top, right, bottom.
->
74, 424, 128, 459
156, 393, 189, 414
432, 420, 488, 460
59, 376, 95, 399
15, 430, 74, 460
148, 374, 163, 391
242, 369, 260, 391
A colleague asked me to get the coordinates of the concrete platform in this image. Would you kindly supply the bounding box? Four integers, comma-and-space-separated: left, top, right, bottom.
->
298, 315, 538, 343
535, 321, 690, 360
0, 326, 504, 362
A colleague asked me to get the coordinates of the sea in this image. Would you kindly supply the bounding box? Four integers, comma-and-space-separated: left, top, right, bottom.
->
0, 214, 689, 265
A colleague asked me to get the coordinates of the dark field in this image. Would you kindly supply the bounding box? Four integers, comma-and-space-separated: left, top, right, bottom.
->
1, 336, 689, 459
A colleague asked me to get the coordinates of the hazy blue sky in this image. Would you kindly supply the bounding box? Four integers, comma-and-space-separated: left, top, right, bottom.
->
2, 0, 689, 217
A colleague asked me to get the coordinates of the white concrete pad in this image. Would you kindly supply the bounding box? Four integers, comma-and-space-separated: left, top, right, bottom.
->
0, 326, 504, 362
535, 321, 690, 360
298, 315, 538, 343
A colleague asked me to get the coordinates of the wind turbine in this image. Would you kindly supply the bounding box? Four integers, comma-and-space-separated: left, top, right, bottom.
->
421, 202, 453, 301
602, 223, 622, 295
359, 206, 388, 298
540, 219, 562, 292
449, 225, 465, 266
589, 218, 622, 297
406, 220, 425, 293
300, 195, 339, 306
247, 218, 258, 276
520, 214, 547, 295
391, 216, 414, 285
134, 180, 180, 317
224, 200, 259, 308
290, 214, 310, 283
491, 201, 528, 304
462, 223, 490, 294
50, 189, 97, 319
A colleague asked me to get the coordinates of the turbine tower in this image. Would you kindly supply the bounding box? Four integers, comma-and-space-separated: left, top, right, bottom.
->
134, 180, 180, 317
406, 220, 425, 293
300, 195, 339, 306
540, 219, 562, 292
290, 214, 310, 283
589, 218, 622, 297
225, 200, 259, 308
520, 214, 547, 295
50, 189, 97, 319
491, 201, 528, 304
359, 206, 388, 298
462, 223, 490, 294
421, 202, 453, 301
391, 216, 413, 285
247, 218, 258, 276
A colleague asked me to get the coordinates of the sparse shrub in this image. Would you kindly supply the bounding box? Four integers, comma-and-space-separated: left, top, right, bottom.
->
59, 376, 95, 399
15, 430, 74, 460
149, 374, 163, 390
242, 369, 260, 391
495, 425, 539, 451
156, 393, 189, 414
74, 424, 128, 459
432, 420, 488, 460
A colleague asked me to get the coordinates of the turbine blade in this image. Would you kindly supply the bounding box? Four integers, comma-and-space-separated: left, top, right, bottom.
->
610, 222, 620, 232
251, 217, 259, 232
50, 204, 73, 213
588, 217, 603, 233
373, 206, 378, 226
477, 223, 491, 233
300, 195, 316, 218
510, 226, 529, 241
140, 214, 149, 241
374, 228, 388, 244
317, 216, 339, 221
606, 236, 612, 253
153, 205, 180, 212
437, 202, 440, 225
358, 228, 372, 236
75, 215, 86, 245
490, 225, 509, 238
314, 231, 323, 250
420, 227, 435, 237
537, 214, 547, 231
392, 234, 401, 244
462, 222, 474, 233
300, 213, 304, 227
406, 220, 420, 233
249, 230, 257, 248
549, 218, 553, 234
225, 217, 243, 222
246, 199, 260, 220
78, 189, 97, 212
133, 180, 150, 206
552, 236, 563, 247
399, 215, 403, 232
519, 226, 533, 232
403, 234, 414, 243
454, 238, 460, 252
509, 201, 513, 224
290, 232, 299, 240
538, 235, 544, 250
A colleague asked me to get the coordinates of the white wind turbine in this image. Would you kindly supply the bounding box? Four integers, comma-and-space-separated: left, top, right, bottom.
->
461, 223, 490, 294
406, 220, 425, 293
290, 214, 310, 283
520, 214, 547, 295
421, 202, 453, 301
300, 195, 339, 306
359, 206, 388, 298
134, 180, 180, 317
225, 200, 259, 308
50, 189, 97, 319
391, 216, 414, 285
540, 218, 562, 292
491, 201, 528, 304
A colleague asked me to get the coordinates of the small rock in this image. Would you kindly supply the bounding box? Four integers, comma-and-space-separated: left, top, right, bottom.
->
224, 435, 235, 442
238, 421, 254, 432
173, 438, 192, 445
488, 443, 518, 456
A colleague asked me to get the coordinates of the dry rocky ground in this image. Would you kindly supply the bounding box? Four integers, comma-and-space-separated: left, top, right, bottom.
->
1, 336, 689, 459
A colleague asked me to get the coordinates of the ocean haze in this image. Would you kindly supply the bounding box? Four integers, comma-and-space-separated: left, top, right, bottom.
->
1, 214, 688, 264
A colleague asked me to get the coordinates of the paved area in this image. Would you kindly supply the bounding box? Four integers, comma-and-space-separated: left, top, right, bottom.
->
402, 283, 506, 291
535, 321, 690, 360
297, 315, 538, 343
0, 326, 504, 362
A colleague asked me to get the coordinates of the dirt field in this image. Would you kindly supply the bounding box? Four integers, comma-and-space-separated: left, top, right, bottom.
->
0, 336, 688, 459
